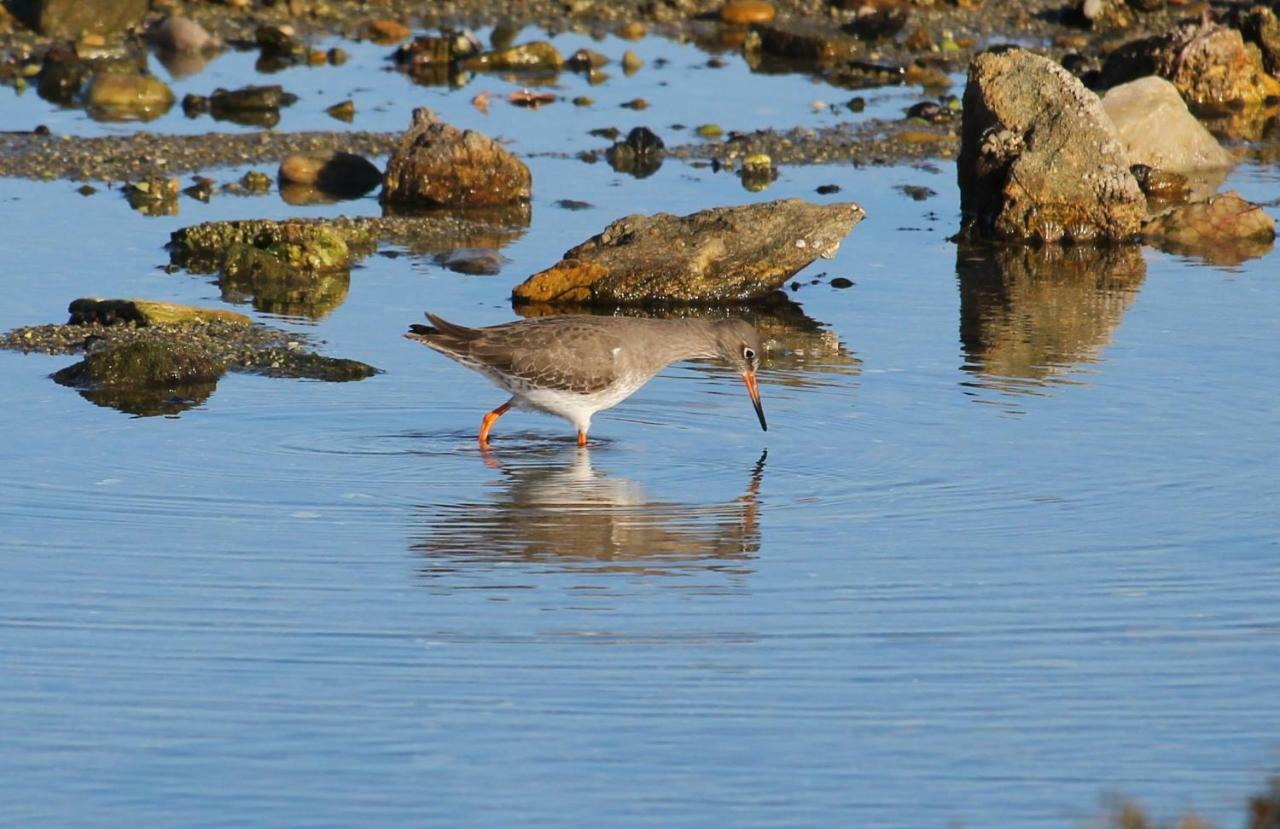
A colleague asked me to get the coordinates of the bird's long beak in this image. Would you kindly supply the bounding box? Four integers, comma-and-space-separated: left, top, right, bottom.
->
743, 370, 767, 431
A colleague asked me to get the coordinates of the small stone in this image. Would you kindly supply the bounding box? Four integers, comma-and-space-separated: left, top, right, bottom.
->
830, 277, 854, 288
696, 123, 723, 138
327, 47, 348, 65
567, 48, 609, 70
721, 0, 777, 24
240, 171, 272, 193
621, 98, 649, 110
555, 199, 593, 210
572, 96, 594, 106
367, 19, 411, 43
816, 184, 841, 194
621, 50, 644, 74
279, 151, 381, 198
151, 16, 216, 53
325, 100, 355, 122
77, 184, 97, 196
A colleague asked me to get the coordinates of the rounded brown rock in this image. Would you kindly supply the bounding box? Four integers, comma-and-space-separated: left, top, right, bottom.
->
720, 0, 776, 24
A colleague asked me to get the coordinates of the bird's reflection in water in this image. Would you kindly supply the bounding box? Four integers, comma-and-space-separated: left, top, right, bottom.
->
412, 449, 766, 582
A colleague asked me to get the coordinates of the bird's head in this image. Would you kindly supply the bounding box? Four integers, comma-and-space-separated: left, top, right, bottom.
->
712, 319, 767, 432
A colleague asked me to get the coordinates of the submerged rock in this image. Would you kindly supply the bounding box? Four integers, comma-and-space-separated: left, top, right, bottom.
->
748, 24, 861, 65
382, 108, 532, 208
1140, 191, 1276, 265
1101, 76, 1234, 173
958, 48, 1144, 243
36, 43, 89, 104
85, 72, 174, 121
4, 309, 376, 417
511, 199, 866, 306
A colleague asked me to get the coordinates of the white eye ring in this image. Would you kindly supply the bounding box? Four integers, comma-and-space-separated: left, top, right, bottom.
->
743, 347, 756, 361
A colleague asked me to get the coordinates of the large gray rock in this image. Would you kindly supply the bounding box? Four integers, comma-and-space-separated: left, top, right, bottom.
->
958, 48, 1145, 243
382, 108, 532, 208
1102, 76, 1234, 172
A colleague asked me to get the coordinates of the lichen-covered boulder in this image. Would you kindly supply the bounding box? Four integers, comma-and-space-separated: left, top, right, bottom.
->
958, 47, 1145, 243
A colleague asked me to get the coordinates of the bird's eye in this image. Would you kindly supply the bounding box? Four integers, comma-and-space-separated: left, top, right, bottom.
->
743, 347, 756, 361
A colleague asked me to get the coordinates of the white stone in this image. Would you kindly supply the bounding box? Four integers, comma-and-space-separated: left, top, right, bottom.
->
1101, 76, 1233, 173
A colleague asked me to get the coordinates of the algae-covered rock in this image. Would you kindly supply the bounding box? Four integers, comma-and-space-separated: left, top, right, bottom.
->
512, 199, 865, 306
85, 72, 175, 122
53, 339, 227, 416
461, 41, 563, 71
68, 298, 251, 327
170, 218, 380, 274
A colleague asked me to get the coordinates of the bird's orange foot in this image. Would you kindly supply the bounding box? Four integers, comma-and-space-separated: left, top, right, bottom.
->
478, 401, 512, 447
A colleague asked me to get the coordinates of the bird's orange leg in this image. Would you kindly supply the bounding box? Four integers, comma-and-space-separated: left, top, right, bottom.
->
577, 430, 588, 447
479, 400, 513, 448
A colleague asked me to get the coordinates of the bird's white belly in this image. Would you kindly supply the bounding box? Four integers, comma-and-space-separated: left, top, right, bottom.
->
513, 379, 649, 431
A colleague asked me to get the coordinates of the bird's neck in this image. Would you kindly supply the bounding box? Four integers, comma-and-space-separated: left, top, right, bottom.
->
647, 318, 722, 364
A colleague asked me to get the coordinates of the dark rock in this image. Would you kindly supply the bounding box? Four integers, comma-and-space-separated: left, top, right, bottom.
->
435, 248, 505, 275
605, 126, 665, 178
9, 0, 148, 37
1233, 5, 1280, 77
896, 184, 936, 200
555, 199, 593, 210
36, 43, 88, 105
845, 5, 910, 40
567, 48, 610, 70
382, 108, 532, 208
816, 184, 842, 194
278, 151, 382, 199
325, 100, 355, 122
830, 276, 854, 288
958, 48, 1144, 243
747, 23, 861, 65
1129, 164, 1190, 204
511, 199, 866, 306
67, 298, 250, 327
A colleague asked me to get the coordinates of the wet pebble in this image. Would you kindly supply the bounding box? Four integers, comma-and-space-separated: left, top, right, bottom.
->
555, 199, 593, 210
621, 98, 649, 110
720, 0, 777, 24
621, 50, 644, 74
830, 277, 854, 288
816, 184, 841, 194
326, 100, 355, 122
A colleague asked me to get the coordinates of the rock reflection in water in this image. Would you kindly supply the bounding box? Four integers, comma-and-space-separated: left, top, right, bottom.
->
514, 293, 859, 388
413, 449, 765, 578
956, 243, 1146, 397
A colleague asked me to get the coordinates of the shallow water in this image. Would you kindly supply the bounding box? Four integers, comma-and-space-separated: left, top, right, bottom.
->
3, 23, 1280, 828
